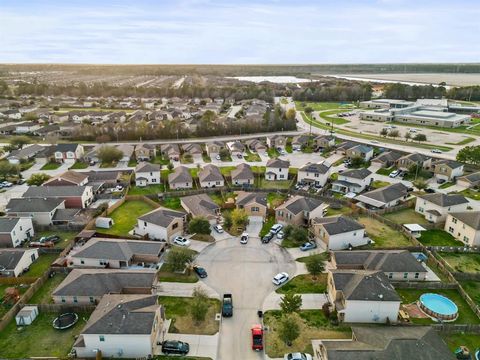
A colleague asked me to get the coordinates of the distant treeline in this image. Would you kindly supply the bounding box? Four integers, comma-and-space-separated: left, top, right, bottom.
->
383, 83, 480, 101
292, 83, 372, 102
1, 63, 480, 77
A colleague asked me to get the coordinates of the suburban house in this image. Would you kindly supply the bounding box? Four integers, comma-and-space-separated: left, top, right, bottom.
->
226, 141, 245, 157
135, 163, 161, 187
432, 159, 464, 181
160, 144, 180, 161
52, 269, 157, 304
198, 164, 224, 188
116, 144, 135, 163
43, 170, 89, 187
457, 171, 480, 188
275, 195, 327, 226
168, 166, 193, 190
69, 238, 166, 268
332, 168, 373, 194
312, 326, 453, 360
7, 144, 46, 165
312, 215, 367, 250
73, 294, 163, 359
297, 162, 331, 187
135, 144, 157, 161
22, 185, 94, 208
266, 135, 287, 150
205, 141, 225, 158
336, 141, 357, 154
265, 158, 290, 181
327, 269, 401, 323
371, 150, 403, 168
444, 211, 480, 247
396, 153, 431, 171
0, 248, 38, 277
6, 198, 66, 226
0, 217, 35, 248
291, 134, 310, 151
345, 144, 374, 162
181, 143, 203, 161
355, 183, 409, 209
135, 207, 186, 241
332, 250, 428, 281
14, 121, 41, 134
415, 193, 469, 223
235, 191, 268, 218
181, 194, 220, 223
54, 143, 85, 163
245, 139, 267, 154
314, 135, 335, 149
231, 163, 255, 186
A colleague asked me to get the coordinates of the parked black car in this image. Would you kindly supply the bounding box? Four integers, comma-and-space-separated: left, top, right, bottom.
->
193, 265, 207, 278
161, 340, 189, 356
262, 231, 274, 243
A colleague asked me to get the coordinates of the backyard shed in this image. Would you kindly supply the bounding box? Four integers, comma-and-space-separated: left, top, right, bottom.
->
15, 305, 39, 326
403, 223, 427, 238
95, 217, 114, 229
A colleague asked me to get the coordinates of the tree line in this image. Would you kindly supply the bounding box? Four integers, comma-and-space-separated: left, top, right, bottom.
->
383, 83, 480, 102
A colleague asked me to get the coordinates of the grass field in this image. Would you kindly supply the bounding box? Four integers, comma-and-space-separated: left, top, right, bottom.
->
0, 311, 90, 358
28, 272, 67, 304
396, 288, 480, 324
264, 310, 351, 358
439, 252, 480, 273
158, 296, 220, 335
40, 162, 61, 170
159, 197, 182, 210
376, 167, 394, 176
418, 230, 464, 247
371, 180, 390, 189
460, 281, 480, 306
21, 254, 58, 278
267, 192, 287, 208
357, 216, 413, 248
99, 200, 155, 236
319, 109, 350, 125
258, 178, 292, 189
34, 230, 78, 249
383, 208, 429, 225
259, 214, 275, 237
459, 188, 480, 201
276, 274, 327, 294
69, 161, 89, 169
128, 184, 165, 195
441, 332, 480, 353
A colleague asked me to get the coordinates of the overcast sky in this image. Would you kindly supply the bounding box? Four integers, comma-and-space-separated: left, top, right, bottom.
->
0, 0, 479, 64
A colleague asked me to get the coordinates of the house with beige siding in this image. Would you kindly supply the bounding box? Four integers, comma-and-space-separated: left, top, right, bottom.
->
134, 208, 186, 242
275, 195, 327, 226
432, 160, 464, 182
457, 171, 480, 189
198, 164, 224, 188
181, 194, 220, 223
168, 166, 193, 190
231, 163, 254, 186
415, 193, 469, 223
396, 153, 431, 171
444, 211, 480, 247
235, 192, 267, 218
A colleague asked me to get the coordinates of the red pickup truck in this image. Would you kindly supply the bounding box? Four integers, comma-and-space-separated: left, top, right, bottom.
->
251, 324, 263, 351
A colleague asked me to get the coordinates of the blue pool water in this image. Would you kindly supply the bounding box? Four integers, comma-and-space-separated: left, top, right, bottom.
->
420, 293, 458, 316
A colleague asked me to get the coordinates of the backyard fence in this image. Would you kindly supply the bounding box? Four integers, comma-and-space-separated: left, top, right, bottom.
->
451, 272, 480, 281
390, 281, 457, 290
433, 323, 480, 334
35, 303, 96, 314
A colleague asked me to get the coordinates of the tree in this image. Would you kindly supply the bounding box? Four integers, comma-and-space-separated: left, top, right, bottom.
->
219, 148, 230, 160
413, 133, 427, 142
10, 136, 30, 149
167, 162, 174, 171
388, 129, 400, 139
188, 217, 211, 235
379, 128, 388, 137
304, 106, 314, 116
278, 314, 300, 346
350, 156, 365, 168
283, 225, 308, 245
404, 131, 411, 142
190, 286, 209, 323
27, 173, 51, 186
305, 254, 325, 279
97, 145, 123, 164
280, 293, 303, 313
413, 177, 428, 190
0, 162, 19, 180
231, 208, 248, 230
457, 146, 480, 166
286, 108, 296, 121
166, 248, 195, 272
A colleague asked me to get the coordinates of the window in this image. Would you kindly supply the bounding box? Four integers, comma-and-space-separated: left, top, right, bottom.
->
448, 227, 454, 233
144, 221, 147, 227
73, 296, 78, 303
419, 207, 424, 213
463, 236, 469, 243
452, 218, 457, 224
99, 335, 105, 342
172, 223, 178, 230
415, 273, 419, 279
61, 297, 66, 303
403, 273, 408, 279
99, 260, 107, 266
388, 273, 393, 279
80, 260, 85, 265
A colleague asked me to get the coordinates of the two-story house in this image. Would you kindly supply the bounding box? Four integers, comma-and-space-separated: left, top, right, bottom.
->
265, 158, 290, 181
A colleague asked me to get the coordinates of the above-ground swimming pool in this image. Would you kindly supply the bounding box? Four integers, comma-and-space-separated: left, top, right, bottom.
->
419, 293, 458, 321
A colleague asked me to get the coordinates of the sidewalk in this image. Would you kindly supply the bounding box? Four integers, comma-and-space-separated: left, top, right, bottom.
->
262, 292, 328, 312
155, 281, 220, 299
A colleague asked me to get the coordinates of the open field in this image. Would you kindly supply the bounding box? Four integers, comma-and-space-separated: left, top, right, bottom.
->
276, 274, 327, 294
383, 208, 430, 226
357, 216, 413, 248
326, 73, 480, 86
128, 184, 165, 195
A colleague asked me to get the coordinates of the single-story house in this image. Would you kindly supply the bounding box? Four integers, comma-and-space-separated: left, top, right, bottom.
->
181, 194, 220, 223
231, 163, 254, 186
457, 171, 480, 188
135, 207, 186, 241
265, 158, 290, 181
0, 248, 39, 277
312, 215, 367, 250
371, 151, 403, 168
7, 144, 46, 165
0, 217, 35, 248
275, 195, 327, 226
135, 144, 157, 161
226, 141, 245, 157
355, 183, 409, 210
198, 164, 224, 188
181, 143, 203, 161
235, 191, 268, 218
22, 185, 94, 208
43, 170, 89, 187
160, 144, 180, 161
205, 141, 226, 158
6, 198, 66, 226
291, 134, 310, 151
444, 211, 480, 247
135, 162, 161, 187
168, 166, 193, 190
266, 135, 287, 150
415, 193, 469, 223
245, 139, 267, 154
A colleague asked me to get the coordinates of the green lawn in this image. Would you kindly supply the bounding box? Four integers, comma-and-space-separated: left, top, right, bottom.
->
99, 200, 155, 236
157, 296, 220, 335
396, 288, 480, 324
376, 167, 395, 176
267, 192, 287, 208
460, 281, 480, 306
0, 311, 91, 358
371, 180, 390, 189
297, 252, 329, 263
446, 137, 476, 146
219, 166, 236, 176
158, 250, 199, 283
439, 253, 480, 273
258, 178, 292, 189
439, 181, 455, 189
259, 214, 275, 237
128, 159, 138, 167
441, 333, 480, 353
325, 205, 352, 217
319, 109, 350, 125
357, 216, 413, 248
276, 274, 327, 294
40, 162, 61, 170
21, 254, 58, 278
129, 184, 165, 195
159, 197, 182, 210
459, 188, 480, 201
244, 150, 261, 162
295, 101, 353, 111
383, 208, 430, 226
418, 230, 464, 247
34, 230, 77, 249
152, 155, 171, 166
28, 272, 67, 304
267, 147, 279, 158
69, 161, 89, 169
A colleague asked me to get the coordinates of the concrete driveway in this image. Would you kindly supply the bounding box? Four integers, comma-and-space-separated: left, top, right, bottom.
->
195, 229, 297, 360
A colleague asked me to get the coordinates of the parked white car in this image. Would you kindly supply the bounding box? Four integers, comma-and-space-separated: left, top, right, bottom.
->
213, 224, 224, 233
284, 353, 313, 360
173, 236, 191, 247
272, 272, 289, 286
240, 232, 249, 244
270, 224, 283, 234
276, 231, 285, 239
389, 169, 400, 178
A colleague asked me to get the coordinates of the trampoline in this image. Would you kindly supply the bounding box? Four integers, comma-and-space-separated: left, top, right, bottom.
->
52, 312, 78, 330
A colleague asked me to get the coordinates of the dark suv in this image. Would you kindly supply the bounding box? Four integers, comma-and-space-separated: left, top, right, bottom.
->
161, 340, 189, 355
262, 231, 274, 243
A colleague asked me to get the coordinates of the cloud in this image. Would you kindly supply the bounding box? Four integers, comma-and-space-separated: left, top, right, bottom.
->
0, 0, 479, 63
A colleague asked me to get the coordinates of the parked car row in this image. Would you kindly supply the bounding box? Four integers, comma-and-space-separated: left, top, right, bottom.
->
262, 223, 283, 243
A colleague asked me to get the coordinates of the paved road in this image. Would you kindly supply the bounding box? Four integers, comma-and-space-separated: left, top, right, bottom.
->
195, 217, 297, 360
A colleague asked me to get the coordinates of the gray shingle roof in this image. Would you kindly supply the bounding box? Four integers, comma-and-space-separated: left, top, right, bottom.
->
6, 198, 64, 213
0, 249, 29, 271
266, 158, 290, 168
449, 211, 480, 230
356, 183, 409, 205
314, 216, 364, 235
56, 143, 80, 152
0, 217, 21, 233
299, 162, 330, 174
23, 186, 90, 198
138, 207, 185, 227
198, 164, 223, 183
333, 250, 426, 273
278, 195, 324, 215
236, 192, 267, 207
231, 163, 254, 180
419, 193, 468, 207
373, 151, 403, 163
168, 166, 193, 184
135, 162, 160, 173
341, 168, 372, 180
331, 270, 400, 301
181, 194, 219, 218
